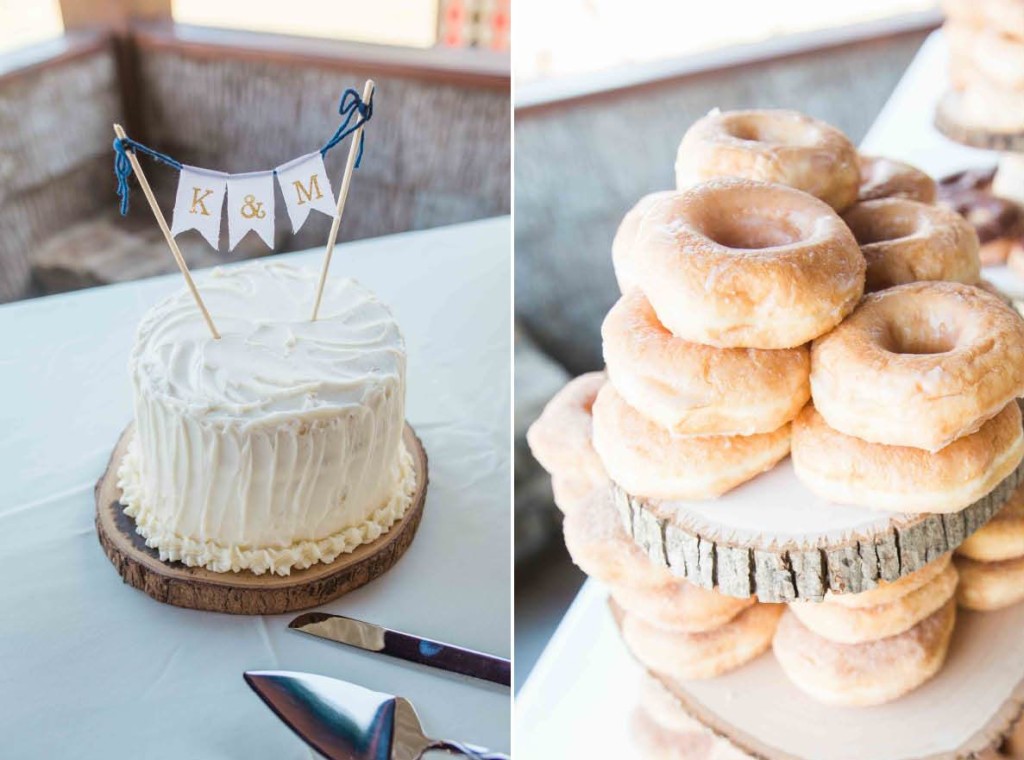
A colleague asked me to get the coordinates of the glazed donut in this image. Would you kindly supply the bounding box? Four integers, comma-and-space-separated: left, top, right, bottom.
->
592, 385, 791, 500
810, 281, 1024, 452
550, 474, 602, 513
562, 489, 674, 590
602, 290, 809, 436
675, 110, 860, 211
526, 372, 608, 504
565, 486, 756, 631
791, 402, 1024, 513
955, 554, 1024, 610
842, 198, 980, 292
824, 555, 953, 609
631, 179, 864, 349
941, 0, 1024, 39
611, 577, 754, 634
612, 191, 675, 294
977, 278, 1015, 306
858, 156, 937, 204
621, 603, 783, 680
946, 22, 1024, 92
772, 600, 956, 706
957, 481, 1024, 561
788, 561, 958, 644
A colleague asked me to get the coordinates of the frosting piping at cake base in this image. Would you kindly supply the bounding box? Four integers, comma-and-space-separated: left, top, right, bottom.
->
116, 435, 417, 576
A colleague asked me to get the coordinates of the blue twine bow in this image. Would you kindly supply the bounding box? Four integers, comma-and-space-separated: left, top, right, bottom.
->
113, 87, 374, 215
319, 87, 374, 167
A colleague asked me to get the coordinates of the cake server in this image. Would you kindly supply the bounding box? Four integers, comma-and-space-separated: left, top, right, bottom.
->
244, 670, 509, 760
288, 612, 511, 687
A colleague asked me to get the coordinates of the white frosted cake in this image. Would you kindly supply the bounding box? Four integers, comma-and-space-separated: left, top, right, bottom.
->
117, 261, 415, 576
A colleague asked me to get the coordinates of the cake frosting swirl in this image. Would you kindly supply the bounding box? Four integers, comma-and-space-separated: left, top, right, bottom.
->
117, 261, 413, 575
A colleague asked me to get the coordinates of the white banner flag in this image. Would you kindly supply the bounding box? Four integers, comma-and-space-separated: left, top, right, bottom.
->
226, 171, 275, 250
275, 152, 337, 233
170, 166, 228, 249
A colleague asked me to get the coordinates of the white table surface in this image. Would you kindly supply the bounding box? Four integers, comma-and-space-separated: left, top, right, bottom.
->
0, 217, 511, 759
516, 30, 1020, 758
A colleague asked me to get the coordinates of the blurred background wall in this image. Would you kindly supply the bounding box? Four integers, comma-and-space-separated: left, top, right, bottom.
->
513, 1, 943, 691
0, 0, 510, 302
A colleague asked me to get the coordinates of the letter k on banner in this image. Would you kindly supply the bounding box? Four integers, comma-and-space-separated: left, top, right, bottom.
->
275, 152, 338, 233
170, 166, 228, 248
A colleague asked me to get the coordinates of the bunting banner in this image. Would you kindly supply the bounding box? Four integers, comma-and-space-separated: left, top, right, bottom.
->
112, 87, 373, 252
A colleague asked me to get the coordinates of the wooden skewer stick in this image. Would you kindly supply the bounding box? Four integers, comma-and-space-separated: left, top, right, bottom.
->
310, 78, 376, 322
113, 124, 220, 340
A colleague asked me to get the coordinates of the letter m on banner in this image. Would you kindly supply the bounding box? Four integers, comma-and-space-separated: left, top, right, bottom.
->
276, 152, 338, 233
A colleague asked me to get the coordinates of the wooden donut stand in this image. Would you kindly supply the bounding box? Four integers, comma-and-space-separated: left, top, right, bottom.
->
610, 599, 1024, 760
94, 423, 428, 615
614, 459, 1024, 602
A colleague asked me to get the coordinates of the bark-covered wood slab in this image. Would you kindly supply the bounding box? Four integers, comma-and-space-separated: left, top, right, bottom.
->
935, 91, 1024, 153
613, 458, 1024, 603
611, 598, 1024, 760
95, 423, 428, 615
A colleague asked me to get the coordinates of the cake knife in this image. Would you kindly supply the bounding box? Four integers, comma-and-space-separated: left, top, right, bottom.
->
244, 670, 509, 759
288, 612, 511, 686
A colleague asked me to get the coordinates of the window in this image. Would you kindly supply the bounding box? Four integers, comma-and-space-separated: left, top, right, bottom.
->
0, 0, 63, 55
514, 0, 938, 82
172, 0, 441, 48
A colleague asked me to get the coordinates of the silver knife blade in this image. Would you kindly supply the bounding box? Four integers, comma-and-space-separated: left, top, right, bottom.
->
244, 671, 507, 760
244, 670, 409, 760
289, 612, 511, 687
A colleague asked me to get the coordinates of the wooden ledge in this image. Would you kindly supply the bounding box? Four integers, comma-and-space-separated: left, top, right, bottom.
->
131, 22, 510, 90
0, 30, 114, 83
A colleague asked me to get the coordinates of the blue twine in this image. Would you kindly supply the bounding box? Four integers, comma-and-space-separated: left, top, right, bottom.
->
113, 136, 183, 215
319, 87, 374, 167
113, 87, 374, 215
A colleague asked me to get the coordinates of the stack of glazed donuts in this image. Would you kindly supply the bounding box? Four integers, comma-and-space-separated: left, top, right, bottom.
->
942, 0, 1024, 133
528, 106, 1024, 757
956, 478, 1024, 611
527, 374, 782, 686
600, 111, 869, 502
794, 281, 1024, 515
774, 555, 959, 706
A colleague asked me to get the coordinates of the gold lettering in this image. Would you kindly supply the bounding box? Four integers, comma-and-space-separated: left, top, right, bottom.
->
240, 194, 266, 220
292, 174, 324, 206
190, 187, 214, 216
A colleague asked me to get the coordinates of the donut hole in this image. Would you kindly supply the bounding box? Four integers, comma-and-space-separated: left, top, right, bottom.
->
699, 211, 806, 250
723, 114, 821, 148
881, 320, 960, 355
847, 211, 921, 245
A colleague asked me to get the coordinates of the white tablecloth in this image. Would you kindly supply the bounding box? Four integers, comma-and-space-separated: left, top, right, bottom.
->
0, 217, 511, 758
516, 30, 1018, 758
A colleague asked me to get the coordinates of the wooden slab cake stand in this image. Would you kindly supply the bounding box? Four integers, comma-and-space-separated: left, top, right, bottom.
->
94, 423, 428, 615
614, 458, 1024, 602
934, 91, 1024, 153
610, 600, 1024, 760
